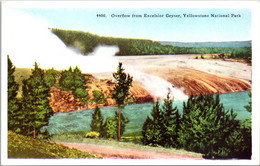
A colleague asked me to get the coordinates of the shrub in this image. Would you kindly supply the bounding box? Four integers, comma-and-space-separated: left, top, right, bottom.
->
85, 131, 100, 139
102, 111, 129, 139
73, 88, 89, 104
102, 116, 117, 139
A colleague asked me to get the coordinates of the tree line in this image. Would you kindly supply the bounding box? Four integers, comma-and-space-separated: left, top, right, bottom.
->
142, 93, 252, 159
8, 56, 90, 138
8, 56, 132, 142
8, 57, 53, 139
8, 56, 251, 159
51, 28, 252, 58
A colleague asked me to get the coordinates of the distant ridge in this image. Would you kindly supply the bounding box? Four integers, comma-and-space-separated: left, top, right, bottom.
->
160, 41, 251, 48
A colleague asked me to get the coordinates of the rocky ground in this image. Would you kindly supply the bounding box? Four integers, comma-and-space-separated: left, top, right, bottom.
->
48, 55, 252, 112
15, 55, 252, 113
49, 75, 153, 113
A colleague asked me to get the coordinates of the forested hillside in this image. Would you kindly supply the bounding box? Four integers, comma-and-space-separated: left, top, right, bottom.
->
160, 41, 251, 48
51, 28, 251, 58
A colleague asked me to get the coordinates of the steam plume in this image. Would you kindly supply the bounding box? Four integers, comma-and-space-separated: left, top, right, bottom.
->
3, 9, 119, 73
3, 8, 187, 100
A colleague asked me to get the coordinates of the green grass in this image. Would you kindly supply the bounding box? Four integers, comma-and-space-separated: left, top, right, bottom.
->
51, 130, 143, 144
8, 131, 102, 158
51, 130, 202, 157
121, 130, 142, 144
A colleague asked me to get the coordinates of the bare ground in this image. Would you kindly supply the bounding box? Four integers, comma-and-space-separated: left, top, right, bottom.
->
56, 142, 203, 159
116, 55, 251, 81
93, 55, 251, 98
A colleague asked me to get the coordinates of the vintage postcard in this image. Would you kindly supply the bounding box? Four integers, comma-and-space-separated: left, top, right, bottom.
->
1, 1, 260, 165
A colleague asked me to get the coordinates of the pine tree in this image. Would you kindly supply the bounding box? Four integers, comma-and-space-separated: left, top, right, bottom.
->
21, 62, 53, 138
59, 67, 75, 91
43, 68, 57, 87
59, 66, 89, 104
112, 62, 133, 141
238, 91, 252, 159
73, 66, 87, 90
92, 90, 107, 105
244, 91, 252, 112
178, 94, 241, 158
8, 56, 21, 132
161, 93, 180, 148
142, 101, 163, 146
90, 106, 104, 133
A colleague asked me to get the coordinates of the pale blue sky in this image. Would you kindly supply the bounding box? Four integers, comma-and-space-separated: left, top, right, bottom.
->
17, 8, 251, 42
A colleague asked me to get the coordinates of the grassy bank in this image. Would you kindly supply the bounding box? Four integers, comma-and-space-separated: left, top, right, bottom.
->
51, 130, 143, 144
51, 130, 202, 157
8, 131, 102, 158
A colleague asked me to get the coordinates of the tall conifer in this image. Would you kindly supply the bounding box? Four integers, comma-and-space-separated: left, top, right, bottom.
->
112, 62, 133, 141
21, 62, 53, 138
90, 106, 104, 133
161, 93, 180, 148
8, 56, 21, 132
142, 101, 163, 146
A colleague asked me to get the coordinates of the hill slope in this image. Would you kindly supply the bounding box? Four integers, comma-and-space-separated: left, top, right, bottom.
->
8, 131, 101, 158
51, 28, 251, 57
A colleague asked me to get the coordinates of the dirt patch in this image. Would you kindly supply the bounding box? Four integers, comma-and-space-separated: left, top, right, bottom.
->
57, 142, 203, 159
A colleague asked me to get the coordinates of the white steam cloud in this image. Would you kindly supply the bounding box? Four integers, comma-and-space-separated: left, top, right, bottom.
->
3, 8, 187, 100
125, 70, 188, 101
3, 9, 119, 73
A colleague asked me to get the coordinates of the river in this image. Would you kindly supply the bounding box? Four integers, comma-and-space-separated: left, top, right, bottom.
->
47, 90, 251, 134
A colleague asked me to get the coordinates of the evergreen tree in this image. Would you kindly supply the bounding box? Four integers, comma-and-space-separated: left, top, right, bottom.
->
92, 90, 107, 105
59, 67, 74, 91
73, 66, 87, 90
244, 91, 252, 112
43, 68, 57, 87
237, 91, 252, 159
59, 66, 89, 103
178, 94, 241, 158
112, 62, 133, 141
21, 62, 53, 138
142, 94, 181, 147
237, 118, 252, 159
160, 93, 181, 148
8, 56, 21, 132
142, 101, 163, 146
90, 106, 104, 133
